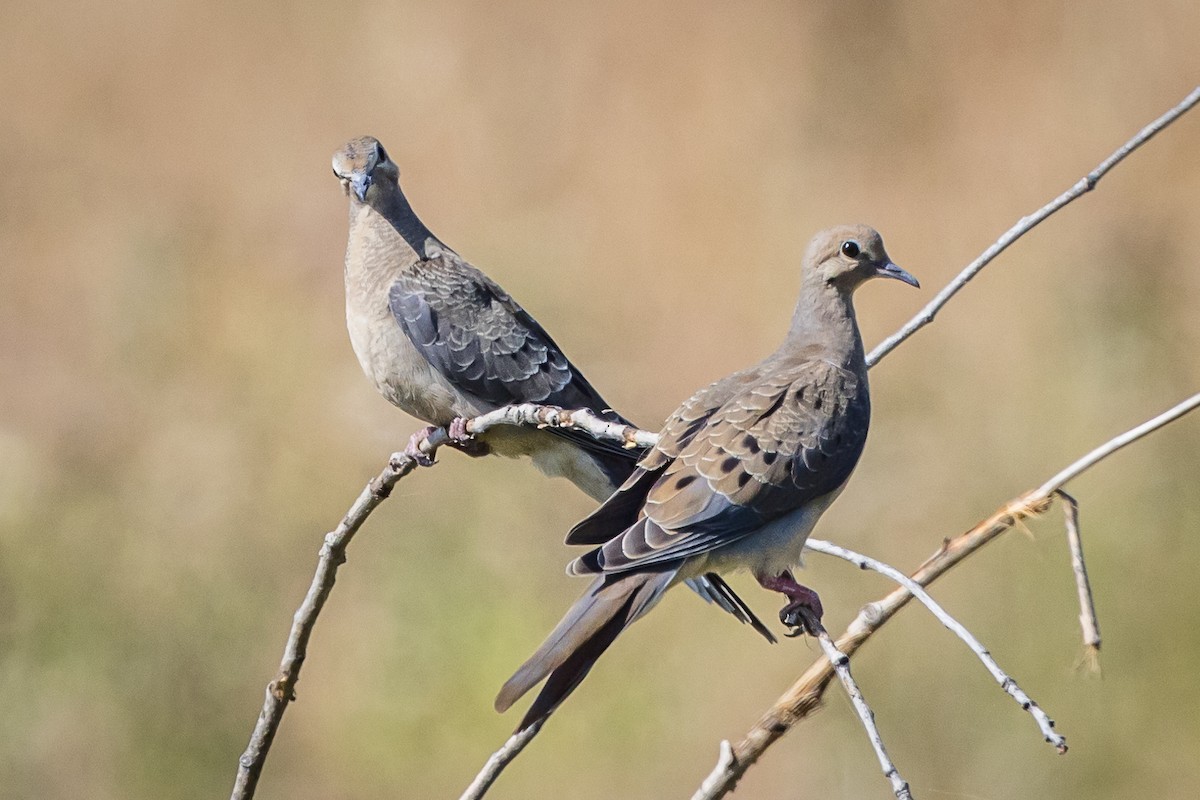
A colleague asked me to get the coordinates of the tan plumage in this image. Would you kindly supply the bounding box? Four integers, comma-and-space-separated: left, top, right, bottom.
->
497, 225, 919, 731
332, 135, 638, 500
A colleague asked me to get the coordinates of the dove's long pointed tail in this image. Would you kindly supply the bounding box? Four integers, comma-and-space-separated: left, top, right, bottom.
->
496, 570, 675, 732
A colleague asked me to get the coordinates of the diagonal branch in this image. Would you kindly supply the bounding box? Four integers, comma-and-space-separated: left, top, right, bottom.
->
458, 721, 545, 800
866, 85, 1200, 367
229, 443, 435, 800
456, 89, 1200, 800
798, 608, 914, 800
691, 391, 1200, 800
229, 408, 640, 800
1058, 490, 1102, 672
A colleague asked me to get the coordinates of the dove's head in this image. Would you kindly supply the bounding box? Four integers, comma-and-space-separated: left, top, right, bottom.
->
805, 225, 918, 292
332, 136, 400, 203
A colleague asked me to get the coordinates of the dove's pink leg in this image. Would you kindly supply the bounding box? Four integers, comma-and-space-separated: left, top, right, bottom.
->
447, 417, 489, 457
757, 570, 823, 635
404, 426, 438, 467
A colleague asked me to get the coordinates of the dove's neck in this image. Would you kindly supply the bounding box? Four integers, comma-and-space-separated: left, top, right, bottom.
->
782, 281, 864, 366
344, 185, 447, 302
352, 185, 444, 263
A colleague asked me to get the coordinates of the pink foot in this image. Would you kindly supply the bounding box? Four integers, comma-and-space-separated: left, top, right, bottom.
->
404, 426, 438, 467
446, 417, 489, 457
757, 570, 823, 636
448, 417, 471, 442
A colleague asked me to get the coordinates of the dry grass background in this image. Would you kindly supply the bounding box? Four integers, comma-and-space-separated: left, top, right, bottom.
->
2, 1, 1200, 798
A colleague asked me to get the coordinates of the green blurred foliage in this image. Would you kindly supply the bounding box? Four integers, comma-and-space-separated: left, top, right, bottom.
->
2, 1, 1199, 797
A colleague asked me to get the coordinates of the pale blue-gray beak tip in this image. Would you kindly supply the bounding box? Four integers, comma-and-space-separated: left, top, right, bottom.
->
351, 172, 371, 202
877, 261, 920, 288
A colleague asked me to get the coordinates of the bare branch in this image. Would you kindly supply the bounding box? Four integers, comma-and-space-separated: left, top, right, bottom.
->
693, 741, 737, 800
800, 608, 914, 800
230, 405, 648, 798
806, 539, 1066, 752
1057, 491, 1102, 672
459, 721, 545, 800
1033, 392, 1200, 497
232, 403, 647, 798
866, 85, 1200, 367
465, 403, 658, 449
692, 391, 1200, 799
230, 445, 433, 800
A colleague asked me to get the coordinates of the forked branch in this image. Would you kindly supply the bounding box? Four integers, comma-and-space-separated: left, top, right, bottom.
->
691, 392, 1200, 800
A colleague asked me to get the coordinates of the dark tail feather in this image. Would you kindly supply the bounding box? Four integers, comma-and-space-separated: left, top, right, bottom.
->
496, 571, 673, 732
687, 573, 777, 644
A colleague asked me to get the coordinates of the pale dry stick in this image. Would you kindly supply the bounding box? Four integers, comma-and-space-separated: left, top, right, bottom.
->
1058, 491, 1102, 671
230, 444, 431, 800
806, 538, 1065, 750
797, 607, 914, 800
458, 721, 545, 800
1032, 392, 1200, 496
231, 407, 648, 800
692, 391, 1200, 800
694, 742, 737, 799
866, 85, 1200, 368
463, 403, 659, 450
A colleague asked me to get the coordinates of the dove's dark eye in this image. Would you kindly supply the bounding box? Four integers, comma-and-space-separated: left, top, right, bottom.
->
375, 144, 388, 164
841, 240, 860, 258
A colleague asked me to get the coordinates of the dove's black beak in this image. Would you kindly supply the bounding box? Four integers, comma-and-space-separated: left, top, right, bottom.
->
876, 261, 920, 288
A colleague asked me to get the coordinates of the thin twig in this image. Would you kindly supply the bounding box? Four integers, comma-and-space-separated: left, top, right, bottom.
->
694, 742, 737, 800
458, 720, 545, 800
1033, 393, 1200, 496
866, 85, 1200, 367
229, 446, 432, 800
805, 539, 1066, 751
464, 403, 658, 449
231, 405, 647, 799
692, 392, 1200, 799
799, 608, 914, 800
1057, 491, 1102, 673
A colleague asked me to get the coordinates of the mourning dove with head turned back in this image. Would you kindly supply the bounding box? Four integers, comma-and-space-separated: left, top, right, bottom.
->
332, 135, 642, 500
495, 225, 919, 731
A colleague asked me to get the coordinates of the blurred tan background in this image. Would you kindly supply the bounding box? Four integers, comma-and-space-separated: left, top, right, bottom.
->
3, 1, 1200, 798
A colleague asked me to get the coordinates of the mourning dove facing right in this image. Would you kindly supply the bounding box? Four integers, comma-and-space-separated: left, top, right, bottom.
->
496, 225, 919, 731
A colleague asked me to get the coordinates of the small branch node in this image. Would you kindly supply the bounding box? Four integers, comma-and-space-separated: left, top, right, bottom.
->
859, 602, 885, 627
